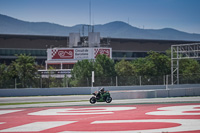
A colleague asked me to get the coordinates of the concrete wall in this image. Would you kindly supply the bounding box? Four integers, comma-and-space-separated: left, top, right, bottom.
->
111, 90, 156, 100
156, 87, 200, 98
110, 87, 200, 100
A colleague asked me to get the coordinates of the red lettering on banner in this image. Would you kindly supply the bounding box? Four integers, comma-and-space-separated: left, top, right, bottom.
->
94, 49, 110, 58
52, 49, 74, 59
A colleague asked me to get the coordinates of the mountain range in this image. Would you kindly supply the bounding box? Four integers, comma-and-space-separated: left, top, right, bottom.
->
1, 14, 200, 41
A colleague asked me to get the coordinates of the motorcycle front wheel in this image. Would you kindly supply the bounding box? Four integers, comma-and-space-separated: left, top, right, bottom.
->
106, 97, 112, 103
90, 97, 97, 104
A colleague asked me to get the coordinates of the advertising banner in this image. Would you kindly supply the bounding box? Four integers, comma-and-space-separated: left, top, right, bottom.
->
94, 48, 111, 58
74, 48, 92, 60
47, 48, 112, 61
51, 49, 74, 59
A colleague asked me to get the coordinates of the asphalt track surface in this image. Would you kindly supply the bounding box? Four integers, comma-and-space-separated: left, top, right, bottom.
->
0, 95, 91, 103
0, 96, 200, 133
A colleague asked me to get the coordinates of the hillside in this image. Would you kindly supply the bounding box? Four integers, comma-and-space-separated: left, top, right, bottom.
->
0, 14, 200, 41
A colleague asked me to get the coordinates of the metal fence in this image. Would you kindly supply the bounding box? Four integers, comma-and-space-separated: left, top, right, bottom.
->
1, 73, 200, 89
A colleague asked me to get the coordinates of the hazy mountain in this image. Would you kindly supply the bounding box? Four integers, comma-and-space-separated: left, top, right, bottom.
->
1, 14, 200, 41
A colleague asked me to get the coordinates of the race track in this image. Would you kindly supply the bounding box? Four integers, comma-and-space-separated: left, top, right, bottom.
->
0, 101, 200, 133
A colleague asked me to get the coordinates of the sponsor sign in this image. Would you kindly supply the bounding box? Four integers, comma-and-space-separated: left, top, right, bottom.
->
39, 70, 71, 75
74, 48, 91, 60
51, 49, 74, 59
47, 48, 112, 60
94, 48, 111, 58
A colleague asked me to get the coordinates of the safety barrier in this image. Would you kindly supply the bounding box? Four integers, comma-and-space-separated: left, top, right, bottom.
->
0, 84, 199, 98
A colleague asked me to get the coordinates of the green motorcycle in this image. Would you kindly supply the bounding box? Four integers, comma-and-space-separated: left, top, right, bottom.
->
90, 90, 112, 104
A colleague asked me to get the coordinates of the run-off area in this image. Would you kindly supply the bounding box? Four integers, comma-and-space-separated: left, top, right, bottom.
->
0, 103, 200, 133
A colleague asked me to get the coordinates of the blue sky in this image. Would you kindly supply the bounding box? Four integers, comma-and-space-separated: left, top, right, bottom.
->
0, 0, 200, 33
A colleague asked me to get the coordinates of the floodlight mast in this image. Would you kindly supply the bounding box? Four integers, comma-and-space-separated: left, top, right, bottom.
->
89, 0, 91, 28
171, 43, 200, 85
82, 0, 93, 37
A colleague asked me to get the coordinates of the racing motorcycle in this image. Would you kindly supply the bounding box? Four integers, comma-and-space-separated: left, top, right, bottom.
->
89, 89, 112, 104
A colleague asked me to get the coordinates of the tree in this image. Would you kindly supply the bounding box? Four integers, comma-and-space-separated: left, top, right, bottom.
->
132, 58, 155, 76
94, 54, 116, 77
180, 59, 200, 74
115, 59, 135, 76
179, 59, 200, 84
0, 64, 13, 88
70, 59, 93, 87
130, 51, 171, 85
70, 54, 116, 86
93, 54, 116, 86
146, 51, 171, 76
11, 54, 37, 88
0, 64, 7, 86
115, 59, 137, 86
132, 51, 171, 76
71, 59, 93, 79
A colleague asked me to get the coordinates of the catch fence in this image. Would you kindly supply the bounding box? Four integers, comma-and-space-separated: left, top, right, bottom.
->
0, 74, 200, 89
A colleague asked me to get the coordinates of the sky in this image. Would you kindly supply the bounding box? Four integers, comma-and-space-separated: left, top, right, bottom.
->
0, 0, 200, 34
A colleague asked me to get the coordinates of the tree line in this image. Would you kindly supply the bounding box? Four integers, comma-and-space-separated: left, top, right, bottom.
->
71, 51, 200, 86
0, 50, 200, 88
0, 54, 38, 88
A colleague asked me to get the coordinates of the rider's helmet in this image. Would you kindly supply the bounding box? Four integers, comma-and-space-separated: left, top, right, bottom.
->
100, 87, 104, 92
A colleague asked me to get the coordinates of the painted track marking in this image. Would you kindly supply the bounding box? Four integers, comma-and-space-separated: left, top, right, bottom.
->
0, 110, 23, 115
0, 121, 76, 132
0, 103, 200, 132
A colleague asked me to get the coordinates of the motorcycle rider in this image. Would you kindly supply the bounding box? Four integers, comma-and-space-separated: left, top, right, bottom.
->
100, 87, 105, 94
96, 87, 105, 99
90, 87, 112, 104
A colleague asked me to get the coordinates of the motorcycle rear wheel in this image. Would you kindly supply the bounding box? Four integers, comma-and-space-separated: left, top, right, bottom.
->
90, 97, 97, 104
